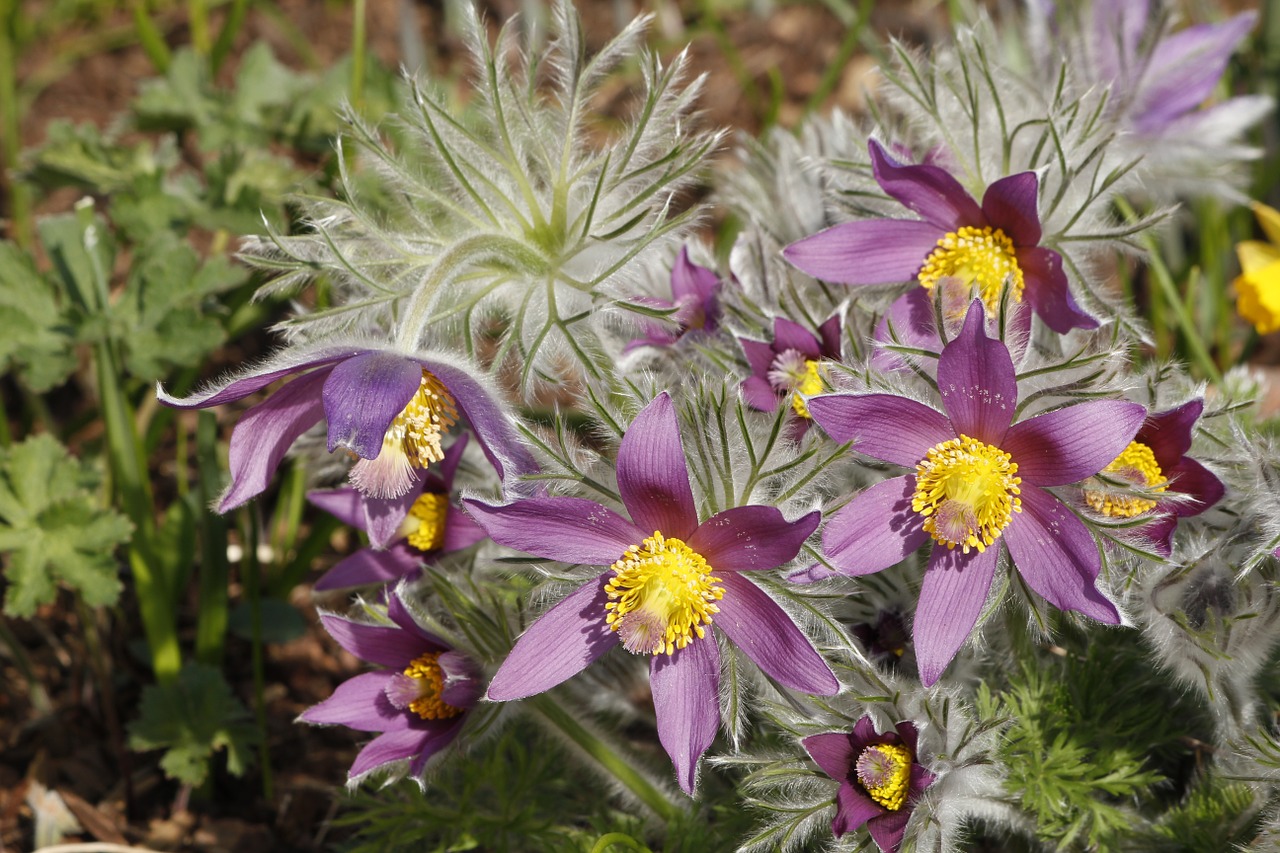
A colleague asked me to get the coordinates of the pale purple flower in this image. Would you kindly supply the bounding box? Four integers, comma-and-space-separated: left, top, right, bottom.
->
307, 434, 487, 590
158, 344, 536, 512
803, 717, 935, 851
739, 314, 841, 418
783, 139, 1096, 334
807, 301, 1145, 684
299, 588, 481, 785
463, 392, 838, 793
624, 248, 722, 352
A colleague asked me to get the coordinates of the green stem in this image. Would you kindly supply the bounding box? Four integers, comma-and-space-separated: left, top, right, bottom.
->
350, 0, 366, 110
0, 0, 32, 247
189, 0, 210, 57
244, 510, 274, 800
131, 0, 171, 72
194, 412, 228, 667
526, 694, 681, 823
209, 0, 248, 73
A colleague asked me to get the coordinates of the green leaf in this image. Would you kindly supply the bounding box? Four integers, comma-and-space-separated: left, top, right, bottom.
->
23, 120, 176, 196
0, 242, 78, 391
0, 435, 132, 616
228, 598, 307, 645
128, 663, 260, 786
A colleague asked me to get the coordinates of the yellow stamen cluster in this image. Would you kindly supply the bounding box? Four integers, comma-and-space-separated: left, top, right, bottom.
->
404, 492, 449, 552
402, 652, 465, 721
917, 226, 1025, 314
913, 434, 1022, 553
391, 370, 459, 469
1084, 440, 1167, 518
604, 532, 724, 656
855, 743, 914, 811
791, 361, 825, 418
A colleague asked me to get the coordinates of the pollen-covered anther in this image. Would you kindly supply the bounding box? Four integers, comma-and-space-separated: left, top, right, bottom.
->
855, 742, 914, 811
912, 434, 1022, 553
917, 225, 1024, 314
1084, 440, 1167, 518
767, 350, 826, 418
384, 651, 465, 721
401, 492, 449, 552
604, 531, 724, 656
349, 370, 459, 500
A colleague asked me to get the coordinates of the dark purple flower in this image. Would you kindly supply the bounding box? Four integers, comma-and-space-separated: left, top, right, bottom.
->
740, 315, 841, 418
783, 139, 1096, 334
807, 301, 1145, 684
463, 393, 838, 793
1083, 399, 1224, 557
299, 588, 481, 784
158, 345, 536, 512
852, 609, 911, 668
624, 248, 722, 352
803, 717, 935, 851
307, 434, 488, 590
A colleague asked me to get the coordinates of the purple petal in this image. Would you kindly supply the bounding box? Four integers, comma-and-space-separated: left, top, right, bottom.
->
315, 545, 421, 591
817, 314, 843, 360
741, 376, 781, 412
981, 172, 1042, 247
1142, 512, 1178, 559
869, 139, 984, 230
937, 301, 1017, 445
349, 728, 431, 780
868, 808, 912, 853
650, 636, 720, 794
1003, 400, 1147, 486
1091, 0, 1148, 83
463, 497, 641, 564
833, 784, 883, 838
1005, 485, 1119, 624
617, 393, 699, 539
672, 247, 720, 306
783, 219, 945, 285
908, 760, 937, 798
385, 589, 449, 647
361, 483, 427, 550
300, 671, 399, 731
896, 721, 921, 755
874, 288, 940, 368
322, 352, 423, 458
914, 545, 1000, 686
218, 369, 331, 512
486, 576, 618, 701
442, 505, 488, 551
715, 573, 838, 695
436, 432, 469, 489
1138, 400, 1202, 470
851, 715, 880, 745
822, 475, 930, 576
802, 732, 855, 781
157, 347, 358, 409
307, 487, 369, 530
320, 613, 434, 668
1017, 247, 1099, 333
406, 717, 466, 778
1165, 457, 1225, 517
688, 507, 820, 572
807, 394, 953, 466
438, 651, 483, 709
740, 337, 778, 379
773, 318, 822, 359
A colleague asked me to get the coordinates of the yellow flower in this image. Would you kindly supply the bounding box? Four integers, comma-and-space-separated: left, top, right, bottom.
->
1235, 202, 1280, 335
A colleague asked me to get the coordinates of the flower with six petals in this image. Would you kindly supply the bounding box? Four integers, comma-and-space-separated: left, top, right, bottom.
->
739, 315, 841, 419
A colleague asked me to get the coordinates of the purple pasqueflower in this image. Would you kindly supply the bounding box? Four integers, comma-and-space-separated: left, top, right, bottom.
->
871, 284, 1033, 374
803, 717, 935, 851
307, 433, 487, 590
463, 392, 838, 794
783, 139, 1096, 334
1082, 399, 1225, 557
740, 314, 841, 418
807, 300, 1145, 685
624, 248, 722, 352
158, 344, 536, 512
299, 588, 481, 785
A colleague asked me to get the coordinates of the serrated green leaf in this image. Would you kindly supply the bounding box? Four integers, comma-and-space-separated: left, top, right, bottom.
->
0, 242, 78, 391
128, 663, 260, 786
38, 209, 116, 315
0, 435, 132, 616
24, 120, 174, 195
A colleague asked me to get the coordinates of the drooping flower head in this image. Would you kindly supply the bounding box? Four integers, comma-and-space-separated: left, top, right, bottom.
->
803, 717, 936, 851
806, 301, 1145, 684
299, 587, 481, 785
739, 315, 841, 419
463, 393, 838, 793
307, 434, 488, 590
1234, 201, 1280, 335
783, 139, 1096, 334
625, 248, 722, 352
1083, 399, 1224, 557
158, 345, 536, 511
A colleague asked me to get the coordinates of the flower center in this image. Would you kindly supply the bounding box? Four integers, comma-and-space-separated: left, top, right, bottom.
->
912, 434, 1022, 553
604, 531, 724, 656
855, 742, 914, 811
917, 226, 1024, 314
384, 651, 465, 721
349, 370, 459, 500
401, 492, 449, 552
1083, 440, 1167, 518
767, 350, 825, 418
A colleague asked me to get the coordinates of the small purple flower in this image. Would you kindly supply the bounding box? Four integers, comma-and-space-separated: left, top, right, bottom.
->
803, 717, 936, 851
158, 344, 536, 512
739, 315, 841, 418
1083, 399, 1225, 557
807, 301, 1145, 684
299, 588, 481, 785
783, 139, 1096, 334
307, 434, 488, 590
624, 248, 722, 352
463, 393, 838, 793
